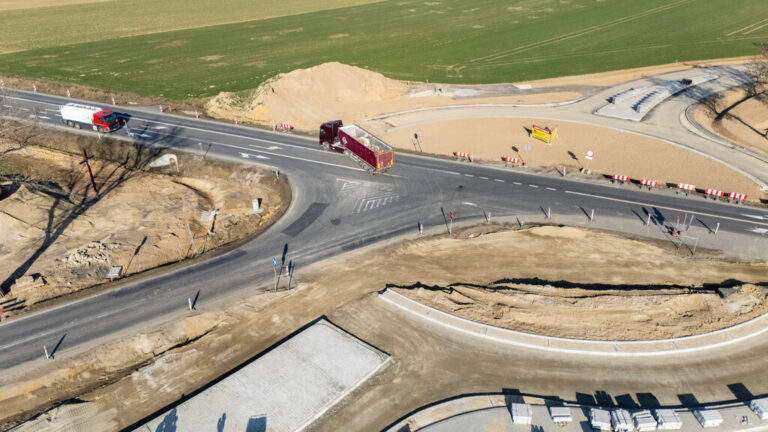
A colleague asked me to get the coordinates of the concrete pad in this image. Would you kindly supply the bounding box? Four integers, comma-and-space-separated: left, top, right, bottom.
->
135, 319, 388, 432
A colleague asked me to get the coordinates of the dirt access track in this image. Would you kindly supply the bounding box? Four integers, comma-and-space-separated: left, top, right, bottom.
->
0, 141, 288, 314
4, 225, 767, 430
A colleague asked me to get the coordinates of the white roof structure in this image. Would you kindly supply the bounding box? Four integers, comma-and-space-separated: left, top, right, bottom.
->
590, 408, 612, 431
549, 406, 572, 424
750, 398, 768, 420
511, 403, 532, 424
654, 409, 683, 430
611, 409, 633, 432
632, 410, 658, 431
694, 409, 724, 428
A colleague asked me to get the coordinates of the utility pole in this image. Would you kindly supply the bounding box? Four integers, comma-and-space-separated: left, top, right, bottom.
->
80, 149, 98, 194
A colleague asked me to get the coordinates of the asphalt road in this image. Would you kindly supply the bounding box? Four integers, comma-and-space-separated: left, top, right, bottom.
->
1, 89, 767, 375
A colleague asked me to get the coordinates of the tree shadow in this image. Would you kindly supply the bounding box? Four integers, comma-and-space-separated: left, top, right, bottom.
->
1, 128, 172, 294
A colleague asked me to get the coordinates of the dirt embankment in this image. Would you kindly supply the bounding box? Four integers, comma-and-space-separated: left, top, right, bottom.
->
0, 142, 289, 313
204, 61, 766, 201
4, 225, 767, 430
694, 87, 768, 157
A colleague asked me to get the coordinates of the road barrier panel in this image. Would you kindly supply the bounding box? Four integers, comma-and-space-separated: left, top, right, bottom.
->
705, 188, 723, 199
503, 156, 520, 166
640, 179, 657, 189
612, 174, 628, 183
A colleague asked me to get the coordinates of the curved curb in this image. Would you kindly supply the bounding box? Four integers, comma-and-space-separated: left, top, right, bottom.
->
379, 288, 768, 357
366, 98, 586, 122
681, 105, 768, 192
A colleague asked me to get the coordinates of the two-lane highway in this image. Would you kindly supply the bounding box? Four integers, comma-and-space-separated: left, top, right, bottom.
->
1, 88, 767, 373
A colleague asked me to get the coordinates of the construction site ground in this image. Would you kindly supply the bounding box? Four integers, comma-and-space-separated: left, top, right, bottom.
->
0, 142, 288, 314
4, 225, 768, 430
694, 87, 768, 158
204, 59, 767, 200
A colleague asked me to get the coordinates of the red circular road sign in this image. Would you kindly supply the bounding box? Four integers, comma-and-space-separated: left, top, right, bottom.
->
585, 149, 594, 160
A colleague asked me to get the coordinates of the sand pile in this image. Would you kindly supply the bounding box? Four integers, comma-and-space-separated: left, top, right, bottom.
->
206, 62, 409, 131
694, 88, 768, 157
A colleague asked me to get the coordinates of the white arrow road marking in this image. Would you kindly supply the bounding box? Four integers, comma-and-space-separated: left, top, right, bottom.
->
239, 152, 269, 160
462, 201, 478, 207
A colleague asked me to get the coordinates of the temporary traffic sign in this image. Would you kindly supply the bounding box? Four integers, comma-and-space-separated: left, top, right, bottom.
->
585, 150, 594, 160
449, 211, 454, 220
272, 257, 277, 268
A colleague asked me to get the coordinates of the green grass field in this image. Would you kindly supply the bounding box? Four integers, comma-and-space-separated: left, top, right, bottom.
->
0, 0, 766, 100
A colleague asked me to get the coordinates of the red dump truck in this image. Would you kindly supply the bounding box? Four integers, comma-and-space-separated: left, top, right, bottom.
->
319, 120, 394, 173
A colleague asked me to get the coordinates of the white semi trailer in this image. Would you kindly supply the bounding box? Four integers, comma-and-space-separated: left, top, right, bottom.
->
60, 103, 120, 132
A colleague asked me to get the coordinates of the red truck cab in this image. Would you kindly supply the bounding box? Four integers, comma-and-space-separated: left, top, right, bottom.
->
94, 110, 120, 131
319, 120, 345, 153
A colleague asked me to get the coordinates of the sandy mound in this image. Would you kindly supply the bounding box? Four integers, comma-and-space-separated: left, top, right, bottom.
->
694, 88, 768, 157
206, 62, 409, 131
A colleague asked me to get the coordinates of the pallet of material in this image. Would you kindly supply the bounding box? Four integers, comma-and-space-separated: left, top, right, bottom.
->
590, 408, 611, 431
654, 409, 682, 430
511, 403, 532, 424
549, 406, 572, 424
632, 409, 658, 431
694, 409, 723, 428
750, 397, 768, 420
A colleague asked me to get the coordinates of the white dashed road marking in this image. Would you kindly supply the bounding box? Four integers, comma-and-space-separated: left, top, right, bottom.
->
494, 179, 504, 183
546, 187, 556, 191
529, 184, 539, 188
513, 182, 522, 185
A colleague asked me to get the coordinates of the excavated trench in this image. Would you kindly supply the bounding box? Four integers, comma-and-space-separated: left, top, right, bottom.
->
389, 279, 768, 341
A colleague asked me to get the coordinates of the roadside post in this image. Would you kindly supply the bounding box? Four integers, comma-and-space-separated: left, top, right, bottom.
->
590, 209, 595, 222
0, 308, 4, 322
188, 297, 194, 311
66, 88, 71, 98
547, 207, 551, 219
584, 149, 594, 173
675, 214, 680, 231
418, 222, 423, 236
646, 213, 652, 226
715, 222, 720, 235
44, 345, 50, 360
111, 97, 116, 105
525, 144, 531, 166
449, 211, 453, 235
79, 149, 99, 194
272, 257, 278, 291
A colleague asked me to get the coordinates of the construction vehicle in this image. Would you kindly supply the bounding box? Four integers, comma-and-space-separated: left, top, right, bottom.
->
60, 103, 120, 132
319, 120, 394, 173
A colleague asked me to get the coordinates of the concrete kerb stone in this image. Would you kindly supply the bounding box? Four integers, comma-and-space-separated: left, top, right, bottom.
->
378, 288, 768, 357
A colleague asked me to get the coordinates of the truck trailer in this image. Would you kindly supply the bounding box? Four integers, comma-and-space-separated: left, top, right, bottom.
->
60, 103, 120, 133
319, 120, 393, 173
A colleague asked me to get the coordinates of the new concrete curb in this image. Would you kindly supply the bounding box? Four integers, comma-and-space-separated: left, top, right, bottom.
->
379, 288, 768, 357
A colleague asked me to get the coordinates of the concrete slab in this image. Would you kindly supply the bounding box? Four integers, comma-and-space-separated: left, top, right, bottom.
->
134, 319, 388, 432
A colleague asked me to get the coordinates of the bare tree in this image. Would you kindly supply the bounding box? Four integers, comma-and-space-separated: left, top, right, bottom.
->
745, 42, 768, 98
0, 89, 45, 156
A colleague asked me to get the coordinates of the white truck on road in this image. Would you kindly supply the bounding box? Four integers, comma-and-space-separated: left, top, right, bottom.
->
60, 103, 120, 133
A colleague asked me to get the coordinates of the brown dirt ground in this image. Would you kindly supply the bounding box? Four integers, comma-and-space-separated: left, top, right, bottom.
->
694, 88, 768, 157
3, 225, 767, 430
0, 143, 287, 313
204, 61, 766, 201
379, 117, 763, 198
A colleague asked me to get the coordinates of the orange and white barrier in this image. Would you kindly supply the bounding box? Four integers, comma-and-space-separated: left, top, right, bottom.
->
504, 156, 520, 165
705, 188, 723, 197
677, 183, 695, 191
728, 192, 747, 200
641, 179, 657, 187
277, 123, 293, 130
455, 151, 471, 159
612, 174, 628, 182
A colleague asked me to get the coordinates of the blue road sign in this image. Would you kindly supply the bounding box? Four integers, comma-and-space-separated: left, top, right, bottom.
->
273, 257, 277, 268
